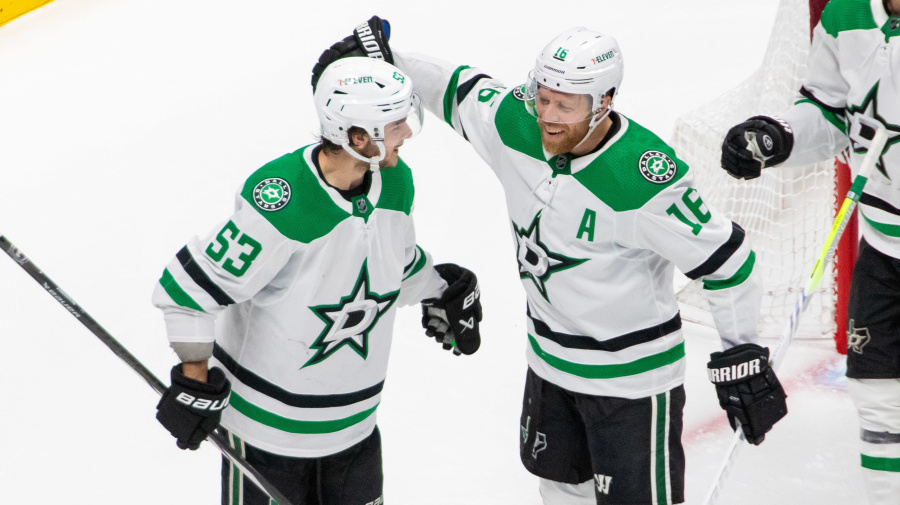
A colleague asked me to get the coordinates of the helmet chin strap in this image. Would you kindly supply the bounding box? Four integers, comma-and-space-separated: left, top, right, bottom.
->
572, 106, 612, 152
341, 140, 387, 172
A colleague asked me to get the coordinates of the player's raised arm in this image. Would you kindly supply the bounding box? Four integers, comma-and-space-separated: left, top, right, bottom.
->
721, 6, 851, 180
310, 16, 507, 164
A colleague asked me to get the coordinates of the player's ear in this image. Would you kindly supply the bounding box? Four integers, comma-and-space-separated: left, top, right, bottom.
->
348, 128, 371, 148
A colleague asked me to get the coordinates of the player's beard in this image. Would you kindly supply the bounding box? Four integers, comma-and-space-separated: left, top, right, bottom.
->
539, 119, 591, 155
357, 140, 401, 169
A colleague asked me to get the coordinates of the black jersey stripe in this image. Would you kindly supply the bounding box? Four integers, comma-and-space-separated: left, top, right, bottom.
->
685, 222, 745, 280
455, 73, 492, 142
176, 246, 235, 306
456, 73, 492, 105
213, 343, 384, 408
528, 309, 681, 352
861, 428, 900, 444
861, 192, 900, 216
799, 86, 846, 116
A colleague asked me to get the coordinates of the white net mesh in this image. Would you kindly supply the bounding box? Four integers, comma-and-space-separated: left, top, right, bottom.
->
671, 0, 838, 339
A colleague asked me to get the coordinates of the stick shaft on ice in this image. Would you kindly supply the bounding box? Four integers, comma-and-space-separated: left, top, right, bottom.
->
701, 126, 888, 505
0, 235, 294, 505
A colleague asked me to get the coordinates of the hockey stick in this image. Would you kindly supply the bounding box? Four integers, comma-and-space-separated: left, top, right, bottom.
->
700, 126, 889, 505
0, 235, 294, 505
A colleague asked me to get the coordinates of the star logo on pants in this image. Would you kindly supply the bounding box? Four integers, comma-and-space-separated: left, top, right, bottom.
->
847, 319, 871, 355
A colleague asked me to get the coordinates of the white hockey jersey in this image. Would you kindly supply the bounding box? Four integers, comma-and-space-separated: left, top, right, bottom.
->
781, 0, 900, 259
395, 53, 761, 399
152, 144, 446, 458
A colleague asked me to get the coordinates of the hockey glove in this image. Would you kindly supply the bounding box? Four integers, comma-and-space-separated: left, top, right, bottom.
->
156, 364, 231, 450
421, 264, 482, 356
721, 115, 794, 179
311, 15, 393, 90
707, 343, 787, 445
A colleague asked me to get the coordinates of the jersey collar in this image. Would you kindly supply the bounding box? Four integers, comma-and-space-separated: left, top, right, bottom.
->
302, 144, 383, 215
541, 114, 631, 176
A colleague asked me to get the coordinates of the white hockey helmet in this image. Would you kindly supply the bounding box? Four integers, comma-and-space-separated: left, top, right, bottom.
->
525, 27, 624, 145
314, 57, 423, 170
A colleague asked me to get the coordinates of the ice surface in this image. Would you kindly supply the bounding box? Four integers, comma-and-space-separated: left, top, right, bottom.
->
0, 1, 863, 503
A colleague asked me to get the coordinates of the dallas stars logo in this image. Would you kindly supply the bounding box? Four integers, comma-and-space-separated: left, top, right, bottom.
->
846, 81, 900, 179
252, 178, 291, 212
303, 261, 398, 368
847, 319, 871, 355
512, 213, 587, 300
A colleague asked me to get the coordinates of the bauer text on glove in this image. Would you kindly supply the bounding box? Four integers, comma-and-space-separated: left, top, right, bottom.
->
421, 263, 482, 356
156, 364, 231, 450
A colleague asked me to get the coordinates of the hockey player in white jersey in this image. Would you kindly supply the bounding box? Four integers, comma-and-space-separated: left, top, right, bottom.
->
152, 57, 483, 504
721, 0, 900, 503
315, 18, 788, 505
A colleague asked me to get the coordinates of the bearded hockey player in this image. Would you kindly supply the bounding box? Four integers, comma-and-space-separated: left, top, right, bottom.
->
722, 1, 900, 503
152, 57, 483, 504
314, 19, 787, 505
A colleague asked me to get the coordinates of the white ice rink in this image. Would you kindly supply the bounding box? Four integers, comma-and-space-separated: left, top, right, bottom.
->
0, 0, 865, 503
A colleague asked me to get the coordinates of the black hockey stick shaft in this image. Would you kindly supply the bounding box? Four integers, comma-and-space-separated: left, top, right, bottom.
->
0, 235, 294, 505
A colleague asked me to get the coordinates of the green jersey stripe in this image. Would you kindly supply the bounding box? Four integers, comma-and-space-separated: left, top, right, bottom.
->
794, 98, 848, 134
861, 454, 900, 472
229, 432, 243, 505
861, 210, 900, 237
159, 269, 204, 312
403, 245, 427, 281
527, 335, 685, 379
228, 391, 379, 434
702, 251, 756, 291
655, 392, 669, 505
443, 65, 472, 127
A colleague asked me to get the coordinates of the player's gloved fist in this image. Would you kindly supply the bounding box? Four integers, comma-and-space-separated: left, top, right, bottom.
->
311, 15, 393, 90
156, 364, 231, 450
707, 343, 787, 445
421, 263, 482, 356
721, 115, 794, 179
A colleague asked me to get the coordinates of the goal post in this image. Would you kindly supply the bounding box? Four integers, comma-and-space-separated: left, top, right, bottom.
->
671, 0, 853, 352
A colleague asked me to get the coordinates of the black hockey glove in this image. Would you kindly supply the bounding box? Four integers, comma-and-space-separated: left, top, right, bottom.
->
721, 115, 794, 179
707, 343, 787, 445
156, 364, 231, 450
421, 264, 482, 356
311, 15, 393, 90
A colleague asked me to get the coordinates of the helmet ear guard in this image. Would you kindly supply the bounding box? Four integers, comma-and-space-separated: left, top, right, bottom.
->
314, 57, 423, 170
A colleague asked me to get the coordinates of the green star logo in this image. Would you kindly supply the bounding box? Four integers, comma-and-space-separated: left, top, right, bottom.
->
512, 212, 587, 301
846, 81, 900, 179
303, 260, 398, 368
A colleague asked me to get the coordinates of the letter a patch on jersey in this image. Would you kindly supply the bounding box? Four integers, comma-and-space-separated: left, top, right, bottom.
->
304, 260, 399, 368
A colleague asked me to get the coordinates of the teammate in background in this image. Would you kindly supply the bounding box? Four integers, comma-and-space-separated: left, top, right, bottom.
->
721, 0, 900, 503
314, 19, 787, 505
151, 57, 483, 504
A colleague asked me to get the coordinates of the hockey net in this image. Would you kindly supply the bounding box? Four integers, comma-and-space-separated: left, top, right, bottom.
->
672, 0, 851, 349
